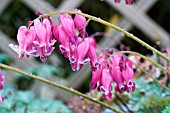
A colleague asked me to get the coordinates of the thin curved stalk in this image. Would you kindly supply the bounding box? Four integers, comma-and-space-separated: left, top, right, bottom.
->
133, 63, 170, 92
0, 63, 124, 113
44, 11, 170, 62
111, 51, 170, 75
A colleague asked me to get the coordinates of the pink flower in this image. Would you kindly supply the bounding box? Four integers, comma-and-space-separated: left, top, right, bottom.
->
52, 24, 60, 43
0, 75, 5, 90
0, 94, 4, 103
114, 0, 134, 5
9, 26, 36, 59
100, 69, 113, 99
59, 14, 76, 40
76, 38, 90, 70
74, 10, 87, 31
90, 50, 135, 98
90, 57, 106, 90
125, 0, 134, 5
122, 63, 135, 92
33, 18, 56, 62
0, 69, 5, 103
87, 44, 99, 71
109, 54, 122, 69
114, 0, 121, 3
110, 66, 125, 93
58, 25, 71, 58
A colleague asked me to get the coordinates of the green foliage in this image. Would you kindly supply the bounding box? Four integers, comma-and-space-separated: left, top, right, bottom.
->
0, 84, 73, 113
0, 53, 10, 64
15, 64, 64, 90
127, 77, 170, 113
17, 64, 64, 78
162, 104, 170, 113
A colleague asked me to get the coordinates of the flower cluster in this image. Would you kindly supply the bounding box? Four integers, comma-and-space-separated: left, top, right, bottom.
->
53, 10, 99, 71
9, 9, 135, 99
114, 0, 134, 5
9, 16, 56, 62
90, 49, 135, 99
0, 69, 5, 102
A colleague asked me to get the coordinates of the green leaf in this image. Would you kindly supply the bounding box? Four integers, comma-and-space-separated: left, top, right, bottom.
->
162, 104, 170, 113
14, 91, 34, 103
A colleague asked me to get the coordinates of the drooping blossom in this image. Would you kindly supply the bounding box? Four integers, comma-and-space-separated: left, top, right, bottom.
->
52, 10, 98, 71
114, 0, 134, 5
59, 14, 76, 43
9, 16, 56, 62
9, 26, 36, 59
74, 10, 87, 31
33, 18, 56, 62
0, 68, 5, 103
90, 50, 135, 99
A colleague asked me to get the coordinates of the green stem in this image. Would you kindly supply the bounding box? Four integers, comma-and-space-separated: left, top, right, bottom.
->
133, 63, 170, 92
111, 51, 170, 75
0, 63, 124, 113
44, 11, 170, 62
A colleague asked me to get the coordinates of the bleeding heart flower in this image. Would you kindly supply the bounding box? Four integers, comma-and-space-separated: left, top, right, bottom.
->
114, 0, 134, 5
110, 66, 125, 93
9, 26, 36, 59
0, 68, 5, 103
125, 0, 134, 5
58, 25, 71, 58
59, 14, 76, 40
90, 57, 106, 90
76, 38, 90, 70
122, 63, 135, 92
74, 10, 87, 31
114, 0, 121, 3
33, 18, 56, 62
100, 69, 113, 99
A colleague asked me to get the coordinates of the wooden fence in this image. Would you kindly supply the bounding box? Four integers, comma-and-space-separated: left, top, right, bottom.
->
0, 0, 169, 101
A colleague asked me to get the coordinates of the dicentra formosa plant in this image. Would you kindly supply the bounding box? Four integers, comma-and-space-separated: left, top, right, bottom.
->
0, 1, 170, 112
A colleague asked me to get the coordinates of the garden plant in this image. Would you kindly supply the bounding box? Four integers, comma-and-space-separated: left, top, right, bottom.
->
0, 0, 170, 113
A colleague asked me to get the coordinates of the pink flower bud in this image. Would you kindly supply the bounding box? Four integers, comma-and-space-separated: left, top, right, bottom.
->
74, 10, 87, 31
52, 24, 60, 43
59, 14, 76, 38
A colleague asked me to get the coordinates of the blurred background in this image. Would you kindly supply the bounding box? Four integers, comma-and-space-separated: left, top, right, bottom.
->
0, 0, 170, 113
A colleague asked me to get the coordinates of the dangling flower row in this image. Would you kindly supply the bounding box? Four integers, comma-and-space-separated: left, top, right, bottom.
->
53, 10, 99, 71
9, 9, 135, 99
90, 49, 135, 99
0, 69, 5, 102
114, 0, 134, 5
9, 16, 56, 62
9, 10, 99, 71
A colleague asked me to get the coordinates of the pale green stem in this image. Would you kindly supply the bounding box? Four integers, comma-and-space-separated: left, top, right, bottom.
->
133, 63, 170, 92
44, 11, 170, 62
0, 63, 124, 113
110, 51, 170, 75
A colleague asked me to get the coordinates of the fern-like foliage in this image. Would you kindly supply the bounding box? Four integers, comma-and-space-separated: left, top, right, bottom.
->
162, 104, 170, 113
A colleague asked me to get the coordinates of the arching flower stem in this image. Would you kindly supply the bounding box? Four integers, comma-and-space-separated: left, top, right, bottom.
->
44, 11, 170, 62
0, 63, 124, 113
133, 62, 170, 92
108, 51, 170, 75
